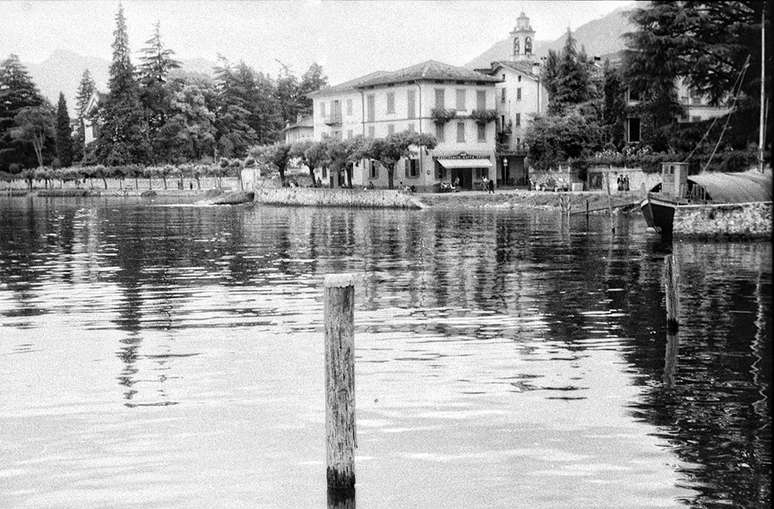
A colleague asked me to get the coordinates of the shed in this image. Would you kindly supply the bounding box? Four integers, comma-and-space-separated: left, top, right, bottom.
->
687, 171, 772, 203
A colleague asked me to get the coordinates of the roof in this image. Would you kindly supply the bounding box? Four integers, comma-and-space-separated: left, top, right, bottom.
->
476, 60, 540, 80
282, 115, 314, 132
309, 71, 389, 97
688, 171, 772, 203
354, 60, 500, 88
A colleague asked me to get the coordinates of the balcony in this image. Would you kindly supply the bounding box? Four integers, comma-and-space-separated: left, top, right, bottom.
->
323, 113, 342, 126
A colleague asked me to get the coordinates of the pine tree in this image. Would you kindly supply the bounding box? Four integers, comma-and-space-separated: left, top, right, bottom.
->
95, 4, 146, 165
139, 22, 180, 83
55, 92, 73, 166
213, 57, 257, 158
552, 30, 593, 112
0, 54, 46, 171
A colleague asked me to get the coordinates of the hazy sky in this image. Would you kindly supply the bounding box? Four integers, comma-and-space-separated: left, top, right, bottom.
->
2, 0, 631, 83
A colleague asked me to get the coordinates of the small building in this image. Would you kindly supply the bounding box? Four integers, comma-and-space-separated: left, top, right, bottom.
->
282, 114, 314, 144
83, 92, 103, 145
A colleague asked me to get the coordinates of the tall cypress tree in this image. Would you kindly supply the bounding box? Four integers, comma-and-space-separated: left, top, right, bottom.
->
0, 54, 46, 171
55, 92, 73, 166
95, 4, 146, 165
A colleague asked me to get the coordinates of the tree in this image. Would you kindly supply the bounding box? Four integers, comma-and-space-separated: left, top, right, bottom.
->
544, 30, 594, 114
55, 92, 74, 166
157, 81, 216, 162
601, 60, 627, 148
73, 69, 96, 162
11, 106, 54, 168
0, 54, 45, 171
524, 112, 604, 171
297, 63, 328, 117
251, 142, 291, 185
94, 4, 146, 165
624, 1, 770, 155
289, 139, 317, 184
139, 21, 180, 163
360, 131, 437, 189
213, 56, 258, 158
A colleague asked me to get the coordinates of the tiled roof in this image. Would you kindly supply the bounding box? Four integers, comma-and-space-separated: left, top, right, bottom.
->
477, 60, 540, 80
355, 60, 500, 88
309, 71, 390, 97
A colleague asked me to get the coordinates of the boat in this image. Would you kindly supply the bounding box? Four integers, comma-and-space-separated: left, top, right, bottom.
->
640, 163, 772, 238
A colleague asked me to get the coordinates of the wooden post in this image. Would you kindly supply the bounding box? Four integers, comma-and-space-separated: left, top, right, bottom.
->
663, 331, 679, 389
663, 255, 680, 332
604, 173, 615, 234
585, 199, 589, 218
324, 274, 356, 494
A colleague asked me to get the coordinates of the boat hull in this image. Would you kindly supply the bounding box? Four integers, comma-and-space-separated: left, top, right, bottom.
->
640, 195, 679, 236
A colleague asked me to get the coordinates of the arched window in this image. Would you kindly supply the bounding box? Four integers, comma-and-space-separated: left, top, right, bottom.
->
513, 37, 520, 55
525, 37, 532, 55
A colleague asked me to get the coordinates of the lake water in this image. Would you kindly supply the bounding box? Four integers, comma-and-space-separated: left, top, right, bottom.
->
0, 196, 770, 508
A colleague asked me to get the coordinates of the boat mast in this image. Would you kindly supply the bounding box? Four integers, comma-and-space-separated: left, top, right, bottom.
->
759, 5, 766, 173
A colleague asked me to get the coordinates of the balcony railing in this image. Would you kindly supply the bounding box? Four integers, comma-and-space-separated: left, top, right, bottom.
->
323, 113, 342, 126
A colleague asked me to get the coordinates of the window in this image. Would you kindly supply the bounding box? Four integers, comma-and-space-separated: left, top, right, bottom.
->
516, 88, 522, 101
501, 74, 505, 81
366, 94, 375, 121
347, 129, 353, 139
386, 92, 395, 114
515, 113, 521, 127
333, 130, 341, 139
628, 88, 641, 102
369, 160, 378, 179
501, 88, 506, 103
388, 124, 395, 135
477, 123, 486, 142
407, 90, 416, 118
346, 99, 353, 115
332, 100, 341, 120
320, 102, 326, 117
407, 123, 414, 133
435, 123, 445, 142
456, 89, 466, 110
692, 116, 701, 122
476, 90, 486, 111
518, 75, 522, 82
500, 115, 505, 130
368, 125, 375, 138
405, 158, 419, 178
627, 117, 641, 142
456, 121, 465, 143
525, 36, 532, 55
435, 89, 445, 109
322, 167, 327, 178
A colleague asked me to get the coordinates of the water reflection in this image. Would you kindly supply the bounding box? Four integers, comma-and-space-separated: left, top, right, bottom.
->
0, 196, 769, 508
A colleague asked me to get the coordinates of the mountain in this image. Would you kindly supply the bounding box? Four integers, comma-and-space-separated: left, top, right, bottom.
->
465, 5, 635, 69
24, 50, 216, 115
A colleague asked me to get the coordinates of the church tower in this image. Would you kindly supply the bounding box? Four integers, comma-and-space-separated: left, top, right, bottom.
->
509, 12, 536, 62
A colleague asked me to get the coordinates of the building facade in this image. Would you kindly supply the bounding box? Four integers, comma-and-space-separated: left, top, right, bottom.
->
475, 12, 548, 187
310, 60, 500, 191
282, 114, 314, 144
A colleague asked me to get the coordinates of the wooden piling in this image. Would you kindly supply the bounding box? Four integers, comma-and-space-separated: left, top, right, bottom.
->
663, 255, 680, 332
324, 273, 357, 493
663, 331, 679, 389
604, 173, 615, 233
585, 199, 589, 219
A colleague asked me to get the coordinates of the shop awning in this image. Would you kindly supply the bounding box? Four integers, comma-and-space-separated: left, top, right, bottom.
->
437, 158, 492, 169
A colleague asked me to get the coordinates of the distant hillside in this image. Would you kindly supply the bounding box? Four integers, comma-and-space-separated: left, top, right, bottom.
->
465, 5, 635, 69
24, 50, 215, 115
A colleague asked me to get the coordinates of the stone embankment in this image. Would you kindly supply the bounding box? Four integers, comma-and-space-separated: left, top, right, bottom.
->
417, 189, 642, 212
673, 201, 772, 239
252, 187, 425, 209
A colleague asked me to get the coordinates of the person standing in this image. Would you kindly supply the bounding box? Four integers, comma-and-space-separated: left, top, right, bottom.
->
488, 178, 495, 194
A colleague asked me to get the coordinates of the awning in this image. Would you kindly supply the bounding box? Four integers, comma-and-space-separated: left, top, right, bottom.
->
437, 158, 492, 169
687, 171, 772, 203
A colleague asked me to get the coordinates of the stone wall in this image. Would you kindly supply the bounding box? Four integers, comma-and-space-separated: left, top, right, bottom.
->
252, 187, 425, 209
673, 201, 772, 239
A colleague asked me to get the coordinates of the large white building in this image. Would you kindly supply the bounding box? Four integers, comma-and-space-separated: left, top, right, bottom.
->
310, 60, 500, 191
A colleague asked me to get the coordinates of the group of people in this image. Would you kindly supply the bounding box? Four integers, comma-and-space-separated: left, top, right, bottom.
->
617, 174, 631, 191
481, 176, 495, 194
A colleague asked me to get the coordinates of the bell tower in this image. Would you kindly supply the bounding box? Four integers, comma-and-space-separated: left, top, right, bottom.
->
510, 12, 535, 62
